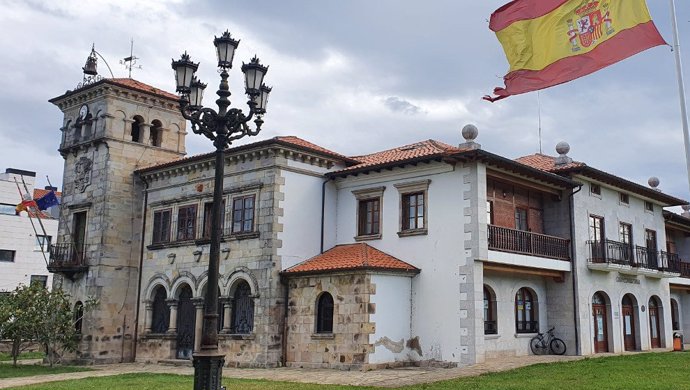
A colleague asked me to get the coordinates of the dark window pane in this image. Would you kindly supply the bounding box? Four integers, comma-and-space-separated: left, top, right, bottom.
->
316, 293, 334, 333
231, 282, 254, 334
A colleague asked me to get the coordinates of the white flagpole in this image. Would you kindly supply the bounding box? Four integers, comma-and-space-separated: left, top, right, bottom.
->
670, 0, 690, 198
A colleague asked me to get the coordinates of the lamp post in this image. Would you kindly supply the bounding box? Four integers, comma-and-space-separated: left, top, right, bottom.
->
171, 30, 271, 390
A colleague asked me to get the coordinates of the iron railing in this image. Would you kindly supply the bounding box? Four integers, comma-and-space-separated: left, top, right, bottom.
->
679, 262, 690, 278
587, 241, 686, 274
587, 239, 634, 265
488, 225, 570, 260
516, 320, 539, 334
48, 242, 88, 277
484, 320, 497, 335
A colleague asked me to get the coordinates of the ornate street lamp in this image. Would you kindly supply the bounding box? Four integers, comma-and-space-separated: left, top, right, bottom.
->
171, 30, 271, 390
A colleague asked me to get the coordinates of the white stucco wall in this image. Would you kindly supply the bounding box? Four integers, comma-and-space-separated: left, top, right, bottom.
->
334, 162, 469, 364
368, 274, 413, 364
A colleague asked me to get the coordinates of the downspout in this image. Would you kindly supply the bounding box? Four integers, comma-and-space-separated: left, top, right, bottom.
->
132, 175, 149, 362
320, 178, 332, 254
569, 184, 583, 355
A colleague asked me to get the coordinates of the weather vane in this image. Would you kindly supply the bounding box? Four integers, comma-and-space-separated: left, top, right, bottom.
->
120, 38, 142, 78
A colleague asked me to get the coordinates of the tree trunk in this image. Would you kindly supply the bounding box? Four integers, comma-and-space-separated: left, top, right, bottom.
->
11, 338, 20, 367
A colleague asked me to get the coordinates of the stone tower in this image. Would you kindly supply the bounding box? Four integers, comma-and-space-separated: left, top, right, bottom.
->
48, 59, 186, 363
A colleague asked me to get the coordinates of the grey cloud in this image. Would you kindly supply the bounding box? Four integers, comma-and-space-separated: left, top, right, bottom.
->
383, 97, 424, 115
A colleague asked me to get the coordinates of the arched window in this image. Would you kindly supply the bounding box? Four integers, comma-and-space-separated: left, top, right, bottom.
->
151, 286, 169, 333
671, 299, 680, 331
231, 281, 254, 334
484, 285, 497, 335
515, 288, 537, 333
316, 292, 334, 333
131, 116, 143, 143
74, 301, 84, 334
150, 120, 162, 147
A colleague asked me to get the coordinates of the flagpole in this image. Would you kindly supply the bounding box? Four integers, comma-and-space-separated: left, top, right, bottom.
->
670, 0, 690, 198
13, 178, 48, 266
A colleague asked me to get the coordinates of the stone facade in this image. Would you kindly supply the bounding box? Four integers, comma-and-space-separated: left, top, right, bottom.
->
49, 79, 186, 363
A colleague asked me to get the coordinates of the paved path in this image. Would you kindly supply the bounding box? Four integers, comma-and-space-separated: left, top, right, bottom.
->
0, 355, 581, 389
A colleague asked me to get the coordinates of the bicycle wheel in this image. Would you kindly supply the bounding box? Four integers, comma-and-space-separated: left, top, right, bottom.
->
550, 338, 567, 355
530, 336, 547, 355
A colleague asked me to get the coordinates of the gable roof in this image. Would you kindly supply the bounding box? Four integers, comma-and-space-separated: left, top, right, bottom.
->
517, 153, 688, 206
282, 243, 420, 276
136, 135, 357, 174
328, 140, 465, 177
49, 77, 179, 103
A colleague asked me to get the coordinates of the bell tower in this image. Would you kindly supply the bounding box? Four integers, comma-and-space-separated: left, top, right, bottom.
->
48, 47, 186, 363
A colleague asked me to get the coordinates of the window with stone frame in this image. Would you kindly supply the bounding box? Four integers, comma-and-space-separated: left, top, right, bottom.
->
316, 292, 334, 333
202, 200, 225, 239
176, 205, 197, 241
484, 285, 497, 335
151, 286, 169, 334
232, 195, 255, 234
352, 186, 385, 240
515, 287, 538, 333
231, 281, 254, 334
152, 209, 172, 244
395, 180, 430, 236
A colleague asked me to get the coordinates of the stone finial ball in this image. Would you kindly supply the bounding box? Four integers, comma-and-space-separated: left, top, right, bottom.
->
555, 141, 570, 156
682, 204, 690, 212
462, 124, 479, 141
648, 177, 660, 188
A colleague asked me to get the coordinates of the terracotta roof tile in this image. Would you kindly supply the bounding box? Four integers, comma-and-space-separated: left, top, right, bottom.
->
332, 140, 466, 175
514, 153, 586, 172
32, 189, 62, 200
283, 243, 420, 275
274, 136, 353, 161
107, 78, 179, 100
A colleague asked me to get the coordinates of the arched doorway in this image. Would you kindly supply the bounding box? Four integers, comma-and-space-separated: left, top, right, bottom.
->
592, 292, 609, 353
622, 294, 637, 351
649, 297, 661, 348
671, 299, 680, 331
176, 284, 195, 359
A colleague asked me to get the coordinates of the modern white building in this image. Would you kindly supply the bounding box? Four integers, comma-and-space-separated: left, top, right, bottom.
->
0, 168, 59, 292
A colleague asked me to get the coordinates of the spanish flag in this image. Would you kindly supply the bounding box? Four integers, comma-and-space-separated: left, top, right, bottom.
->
484, 0, 666, 102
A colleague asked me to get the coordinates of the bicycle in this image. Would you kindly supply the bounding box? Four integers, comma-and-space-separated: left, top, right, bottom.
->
529, 327, 567, 355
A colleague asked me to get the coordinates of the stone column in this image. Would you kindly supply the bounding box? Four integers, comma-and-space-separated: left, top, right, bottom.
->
192, 298, 205, 352
141, 123, 152, 146
221, 297, 232, 333
144, 300, 153, 333
167, 299, 178, 334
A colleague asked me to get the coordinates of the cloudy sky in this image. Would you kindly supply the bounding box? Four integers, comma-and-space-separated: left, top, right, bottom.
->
1, 0, 689, 203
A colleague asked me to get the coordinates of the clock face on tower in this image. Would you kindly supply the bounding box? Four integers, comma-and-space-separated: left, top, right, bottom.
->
79, 104, 89, 119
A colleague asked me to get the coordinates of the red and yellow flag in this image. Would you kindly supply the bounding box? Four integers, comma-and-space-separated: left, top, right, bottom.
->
484, 0, 666, 102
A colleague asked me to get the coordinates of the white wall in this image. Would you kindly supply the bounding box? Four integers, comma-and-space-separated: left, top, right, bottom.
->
334, 162, 469, 363
369, 274, 413, 363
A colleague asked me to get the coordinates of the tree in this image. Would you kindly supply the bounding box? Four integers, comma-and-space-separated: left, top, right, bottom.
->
0, 283, 97, 367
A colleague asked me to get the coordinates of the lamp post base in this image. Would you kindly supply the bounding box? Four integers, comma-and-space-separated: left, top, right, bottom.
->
192, 351, 225, 390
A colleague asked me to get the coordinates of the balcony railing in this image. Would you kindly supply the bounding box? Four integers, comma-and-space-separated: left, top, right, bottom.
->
679, 262, 690, 278
587, 241, 683, 274
516, 320, 539, 334
48, 242, 88, 280
484, 320, 497, 335
488, 225, 570, 261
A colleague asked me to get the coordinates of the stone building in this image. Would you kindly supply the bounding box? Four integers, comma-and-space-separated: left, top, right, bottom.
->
48, 74, 690, 369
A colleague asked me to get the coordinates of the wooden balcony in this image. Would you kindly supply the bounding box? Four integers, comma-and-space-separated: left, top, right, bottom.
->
487, 225, 570, 261
48, 242, 88, 280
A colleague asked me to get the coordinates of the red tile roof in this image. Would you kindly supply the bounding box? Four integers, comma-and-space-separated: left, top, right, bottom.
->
107, 78, 179, 100
273, 136, 354, 161
331, 140, 466, 175
282, 243, 420, 275
514, 153, 586, 172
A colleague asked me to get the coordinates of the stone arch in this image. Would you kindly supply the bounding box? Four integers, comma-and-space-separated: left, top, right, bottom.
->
622, 293, 641, 351
591, 291, 613, 353
225, 267, 259, 297
145, 273, 171, 301
131, 115, 145, 143
648, 295, 665, 348
171, 271, 197, 299
150, 119, 163, 147
513, 285, 540, 333
483, 283, 498, 335
315, 291, 334, 334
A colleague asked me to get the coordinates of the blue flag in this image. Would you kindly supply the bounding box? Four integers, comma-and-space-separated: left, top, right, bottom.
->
35, 191, 60, 211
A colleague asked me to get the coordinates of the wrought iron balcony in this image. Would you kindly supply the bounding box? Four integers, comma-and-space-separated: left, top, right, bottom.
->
48, 242, 88, 280
587, 240, 635, 266
587, 241, 681, 276
487, 225, 570, 261
679, 261, 690, 278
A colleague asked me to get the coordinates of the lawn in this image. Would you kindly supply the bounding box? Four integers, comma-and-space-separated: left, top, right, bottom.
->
0, 352, 45, 361
0, 364, 92, 379
5, 352, 690, 390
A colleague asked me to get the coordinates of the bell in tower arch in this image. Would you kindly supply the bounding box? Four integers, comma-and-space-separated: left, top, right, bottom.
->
82, 45, 98, 78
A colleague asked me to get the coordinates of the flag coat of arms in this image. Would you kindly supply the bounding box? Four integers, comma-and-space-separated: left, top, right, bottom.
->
484, 0, 665, 102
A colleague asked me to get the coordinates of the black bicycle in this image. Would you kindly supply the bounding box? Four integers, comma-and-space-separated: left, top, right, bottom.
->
529, 327, 566, 355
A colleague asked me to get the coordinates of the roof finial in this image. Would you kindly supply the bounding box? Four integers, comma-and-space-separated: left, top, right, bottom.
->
554, 141, 572, 166
460, 124, 481, 150
648, 176, 660, 191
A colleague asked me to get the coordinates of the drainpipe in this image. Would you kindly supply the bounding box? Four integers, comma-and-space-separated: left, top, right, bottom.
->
569, 184, 583, 355
320, 178, 332, 254
132, 176, 149, 361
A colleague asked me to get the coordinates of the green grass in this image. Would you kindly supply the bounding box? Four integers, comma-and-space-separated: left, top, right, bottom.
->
0, 352, 45, 362
5, 352, 690, 390
0, 364, 92, 379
